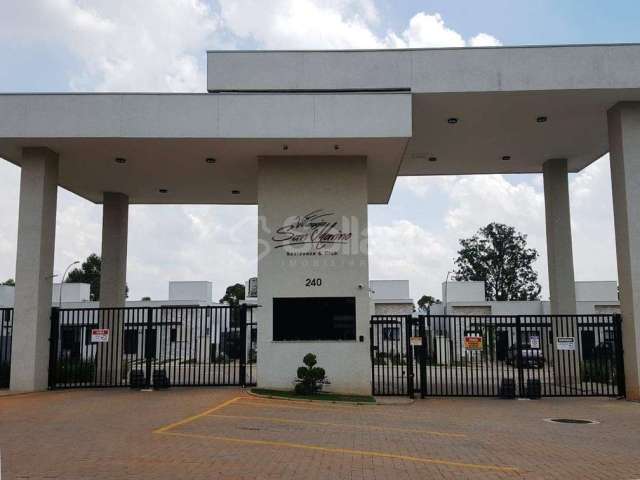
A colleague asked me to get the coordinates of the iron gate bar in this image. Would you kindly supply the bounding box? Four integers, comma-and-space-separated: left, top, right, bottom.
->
370, 313, 625, 398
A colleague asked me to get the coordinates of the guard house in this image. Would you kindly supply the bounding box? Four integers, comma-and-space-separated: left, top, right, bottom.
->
1, 44, 640, 397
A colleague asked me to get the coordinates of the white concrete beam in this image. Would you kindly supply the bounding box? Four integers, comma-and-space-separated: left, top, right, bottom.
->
10, 147, 58, 391
608, 102, 640, 400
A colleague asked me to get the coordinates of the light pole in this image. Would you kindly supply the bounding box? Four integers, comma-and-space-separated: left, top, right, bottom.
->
59, 261, 80, 307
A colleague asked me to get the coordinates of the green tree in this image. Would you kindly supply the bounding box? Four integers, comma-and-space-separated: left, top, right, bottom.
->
454, 222, 541, 301
66, 254, 128, 301
66, 254, 102, 301
417, 295, 440, 312
2, 279, 15, 286
219, 283, 245, 306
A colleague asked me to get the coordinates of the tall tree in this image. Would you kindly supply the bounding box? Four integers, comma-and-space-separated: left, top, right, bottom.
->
1, 279, 15, 286
219, 283, 245, 306
454, 223, 541, 301
417, 295, 440, 312
66, 253, 102, 301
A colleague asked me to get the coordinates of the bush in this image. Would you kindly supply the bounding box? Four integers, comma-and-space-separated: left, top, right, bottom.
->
55, 359, 96, 384
582, 359, 616, 385
294, 353, 328, 395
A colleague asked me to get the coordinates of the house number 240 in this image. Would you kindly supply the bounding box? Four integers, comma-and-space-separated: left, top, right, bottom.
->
305, 278, 322, 287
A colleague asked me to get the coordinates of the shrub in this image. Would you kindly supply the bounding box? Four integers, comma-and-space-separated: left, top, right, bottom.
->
294, 353, 328, 395
55, 359, 96, 384
582, 359, 616, 385
0, 361, 10, 388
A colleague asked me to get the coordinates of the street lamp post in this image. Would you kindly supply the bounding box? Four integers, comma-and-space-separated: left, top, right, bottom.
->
58, 261, 80, 307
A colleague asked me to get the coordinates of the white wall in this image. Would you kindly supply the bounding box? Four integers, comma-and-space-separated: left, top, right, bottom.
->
169, 281, 213, 302
370, 280, 410, 301
0, 286, 14, 307
442, 281, 485, 303
575, 281, 618, 302
257, 156, 371, 394
52, 283, 91, 304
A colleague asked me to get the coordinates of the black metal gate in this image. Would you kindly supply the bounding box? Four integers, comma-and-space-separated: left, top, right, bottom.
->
0, 308, 13, 388
370, 314, 625, 398
49, 305, 257, 389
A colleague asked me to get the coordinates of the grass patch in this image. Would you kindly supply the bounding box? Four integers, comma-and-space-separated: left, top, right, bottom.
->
251, 388, 375, 403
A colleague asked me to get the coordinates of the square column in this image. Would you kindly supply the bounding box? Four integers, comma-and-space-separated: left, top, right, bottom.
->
97, 192, 128, 384
608, 102, 640, 400
543, 158, 578, 387
10, 148, 58, 391
99, 192, 129, 307
543, 158, 577, 314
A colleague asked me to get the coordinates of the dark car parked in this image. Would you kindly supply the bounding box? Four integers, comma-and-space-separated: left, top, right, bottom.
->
505, 345, 545, 368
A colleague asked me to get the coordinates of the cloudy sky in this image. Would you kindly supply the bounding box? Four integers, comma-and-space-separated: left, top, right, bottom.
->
1, 0, 636, 302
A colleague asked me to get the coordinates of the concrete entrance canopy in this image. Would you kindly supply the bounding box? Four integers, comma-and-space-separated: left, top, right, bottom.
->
3, 43, 640, 397
209, 44, 640, 175
0, 93, 411, 204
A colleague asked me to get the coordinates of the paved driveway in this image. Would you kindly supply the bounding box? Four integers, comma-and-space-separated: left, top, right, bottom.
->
1, 388, 639, 479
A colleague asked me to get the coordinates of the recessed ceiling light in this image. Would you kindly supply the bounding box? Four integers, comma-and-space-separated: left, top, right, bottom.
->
114, 157, 127, 164
536, 116, 548, 123
231, 190, 240, 195
158, 188, 168, 193
447, 117, 459, 125
283, 144, 289, 151
205, 157, 216, 164
428, 156, 438, 162
334, 144, 340, 150
502, 155, 512, 161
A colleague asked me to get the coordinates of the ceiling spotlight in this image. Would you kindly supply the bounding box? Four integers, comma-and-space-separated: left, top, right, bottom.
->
502, 155, 512, 161
334, 144, 340, 151
158, 188, 168, 193
231, 190, 240, 195
283, 144, 289, 151
205, 157, 216, 164
536, 116, 548, 123
428, 156, 438, 162
447, 117, 459, 125
114, 157, 127, 164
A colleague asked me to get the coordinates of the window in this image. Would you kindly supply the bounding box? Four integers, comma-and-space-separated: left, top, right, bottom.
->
170, 328, 178, 343
124, 330, 138, 355
273, 297, 356, 341
382, 327, 401, 341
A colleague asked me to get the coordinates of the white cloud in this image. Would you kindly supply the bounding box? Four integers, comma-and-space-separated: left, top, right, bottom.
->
386, 12, 465, 48
469, 32, 502, 47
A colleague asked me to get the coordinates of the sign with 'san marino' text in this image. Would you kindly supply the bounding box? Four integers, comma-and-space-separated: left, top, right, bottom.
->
272, 209, 352, 256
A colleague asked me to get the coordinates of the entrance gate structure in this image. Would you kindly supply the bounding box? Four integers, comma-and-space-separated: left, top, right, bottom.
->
48, 305, 257, 389
370, 314, 625, 398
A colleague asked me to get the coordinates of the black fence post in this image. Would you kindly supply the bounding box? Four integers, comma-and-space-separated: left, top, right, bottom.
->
405, 315, 415, 399
144, 307, 152, 389
515, 315, 524, 397
418, 315, 427, 398
613, 314, 626, 398
239, 304, 248, 388
48, 307, 60, 390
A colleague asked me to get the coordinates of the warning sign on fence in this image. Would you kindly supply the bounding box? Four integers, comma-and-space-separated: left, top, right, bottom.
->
556, 336, 575, 351
91, 328, 110, 343
410, 336, 423, 346
464, 336, 483, 351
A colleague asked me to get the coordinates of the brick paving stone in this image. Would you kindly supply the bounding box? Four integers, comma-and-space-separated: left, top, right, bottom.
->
1, 388, 639, 479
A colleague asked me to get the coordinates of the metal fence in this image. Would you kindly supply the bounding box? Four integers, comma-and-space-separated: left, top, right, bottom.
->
49, 305, 257, 389
0, 308, 13, 388
371, 314, 625, 398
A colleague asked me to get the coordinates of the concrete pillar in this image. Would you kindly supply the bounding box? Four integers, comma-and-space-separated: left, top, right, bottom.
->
608, 102, 640, 400
543, 158, 577, 314
10, 148, 58, 391
543, 158, 578, 388
97, 192, 128, 384
99, 192, 129, 307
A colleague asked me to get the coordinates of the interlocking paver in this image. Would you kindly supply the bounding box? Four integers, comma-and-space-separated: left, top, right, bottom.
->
1, 388, 639, 479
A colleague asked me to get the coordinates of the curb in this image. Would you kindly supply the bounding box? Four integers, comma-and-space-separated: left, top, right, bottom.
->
246, 389, 382, 406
